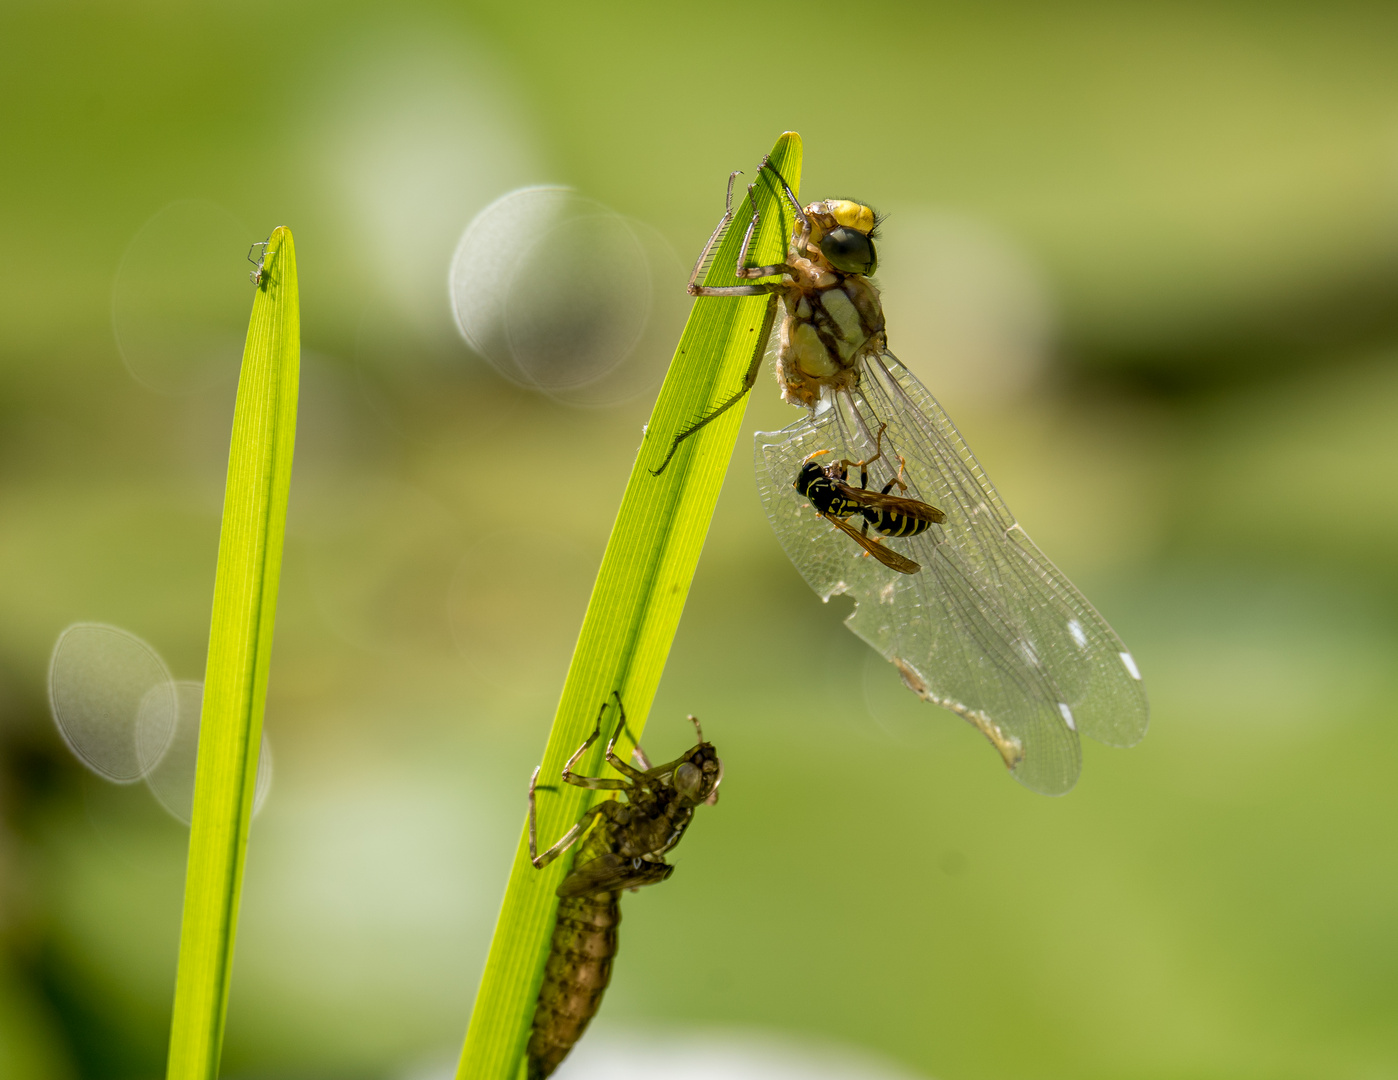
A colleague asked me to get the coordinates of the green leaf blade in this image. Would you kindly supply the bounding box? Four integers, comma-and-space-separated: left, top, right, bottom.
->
166, 227, 299, 1080
456, 132, 802, 1080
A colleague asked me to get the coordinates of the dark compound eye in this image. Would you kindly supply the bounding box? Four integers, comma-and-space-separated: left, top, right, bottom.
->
819, 227, 877, 276
674, 762, 703, 800
794, 461, 823, 494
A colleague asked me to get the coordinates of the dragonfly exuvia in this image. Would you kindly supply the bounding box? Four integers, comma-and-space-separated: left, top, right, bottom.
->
525, 693, 721, 1079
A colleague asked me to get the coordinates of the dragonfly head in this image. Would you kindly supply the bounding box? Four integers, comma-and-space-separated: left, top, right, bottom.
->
673, 743, 722, 807
805, 199, 880, 276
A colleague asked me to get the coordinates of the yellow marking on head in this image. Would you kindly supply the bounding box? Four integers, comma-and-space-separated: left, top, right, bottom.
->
827, 200, 876, 234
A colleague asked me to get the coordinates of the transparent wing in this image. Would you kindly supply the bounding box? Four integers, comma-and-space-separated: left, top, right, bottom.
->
755, 350, 1147, 795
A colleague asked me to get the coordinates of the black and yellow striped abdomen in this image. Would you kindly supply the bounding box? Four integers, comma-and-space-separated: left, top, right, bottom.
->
795, 461, 933, 539
859, 505, 934, 538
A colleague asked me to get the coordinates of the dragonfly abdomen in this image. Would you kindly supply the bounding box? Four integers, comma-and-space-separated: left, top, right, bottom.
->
527, 888, 621, 1080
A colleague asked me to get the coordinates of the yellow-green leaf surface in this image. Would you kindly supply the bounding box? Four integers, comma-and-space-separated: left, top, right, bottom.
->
166, 227, 299, 1080
457, 132, 802, 1080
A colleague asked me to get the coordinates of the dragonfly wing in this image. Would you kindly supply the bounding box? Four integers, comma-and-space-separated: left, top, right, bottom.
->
756, 351, 1148, 795
860, 351, 1148, 747
557, 852, 673, 897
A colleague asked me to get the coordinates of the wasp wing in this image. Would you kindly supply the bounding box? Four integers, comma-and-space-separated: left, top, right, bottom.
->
756, 350, 1147, 795
820, 511, 921, 574
833, 481, 947, 523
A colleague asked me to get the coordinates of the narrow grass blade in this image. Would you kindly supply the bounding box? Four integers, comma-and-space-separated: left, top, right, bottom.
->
166, 227, 299, 1080
456, 132, 802, 1080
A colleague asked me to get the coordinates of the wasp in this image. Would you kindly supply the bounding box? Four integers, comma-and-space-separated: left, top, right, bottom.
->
525, 693, 721, 1080
650, 152, 1149, 795
795, 424, 946, 575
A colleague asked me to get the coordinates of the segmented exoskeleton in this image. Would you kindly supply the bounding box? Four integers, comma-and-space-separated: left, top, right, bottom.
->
525, 694, 721, 1080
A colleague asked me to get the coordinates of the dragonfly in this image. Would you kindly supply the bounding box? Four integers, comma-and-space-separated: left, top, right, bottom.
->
653, 156, 1147, 795
526, 693, 721, 1079
48, 622, 272, 824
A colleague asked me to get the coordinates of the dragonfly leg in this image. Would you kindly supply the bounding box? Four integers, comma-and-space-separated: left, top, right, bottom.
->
602, 692, 649, 782
687, 171, 791, 296
686, 171, 769, 299
650, 291, 781, 475
558, 698, 606, 781
560, 696, 629, 791
528, 768, 610, 868
753, 155, 808, 250
603, 692, 654, 770
653, 155, 798, 476
731, 189, 793, 281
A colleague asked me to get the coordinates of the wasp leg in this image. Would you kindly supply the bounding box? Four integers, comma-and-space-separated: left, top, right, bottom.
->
880, 455, 912, 496
527, 768, 611, 869
839, 390, 889, 464
650, 291, 780, 475
836, 422, 891, 490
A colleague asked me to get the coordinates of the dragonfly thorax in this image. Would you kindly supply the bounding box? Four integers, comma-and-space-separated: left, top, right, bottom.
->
775, 261, 885, 409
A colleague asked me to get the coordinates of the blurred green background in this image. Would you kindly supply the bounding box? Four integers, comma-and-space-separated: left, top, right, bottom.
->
3, 2, 1398, 1078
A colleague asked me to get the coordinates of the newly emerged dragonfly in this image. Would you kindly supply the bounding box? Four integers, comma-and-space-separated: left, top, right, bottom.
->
653, 156, 1147, 795
526, 694, 721, 1079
